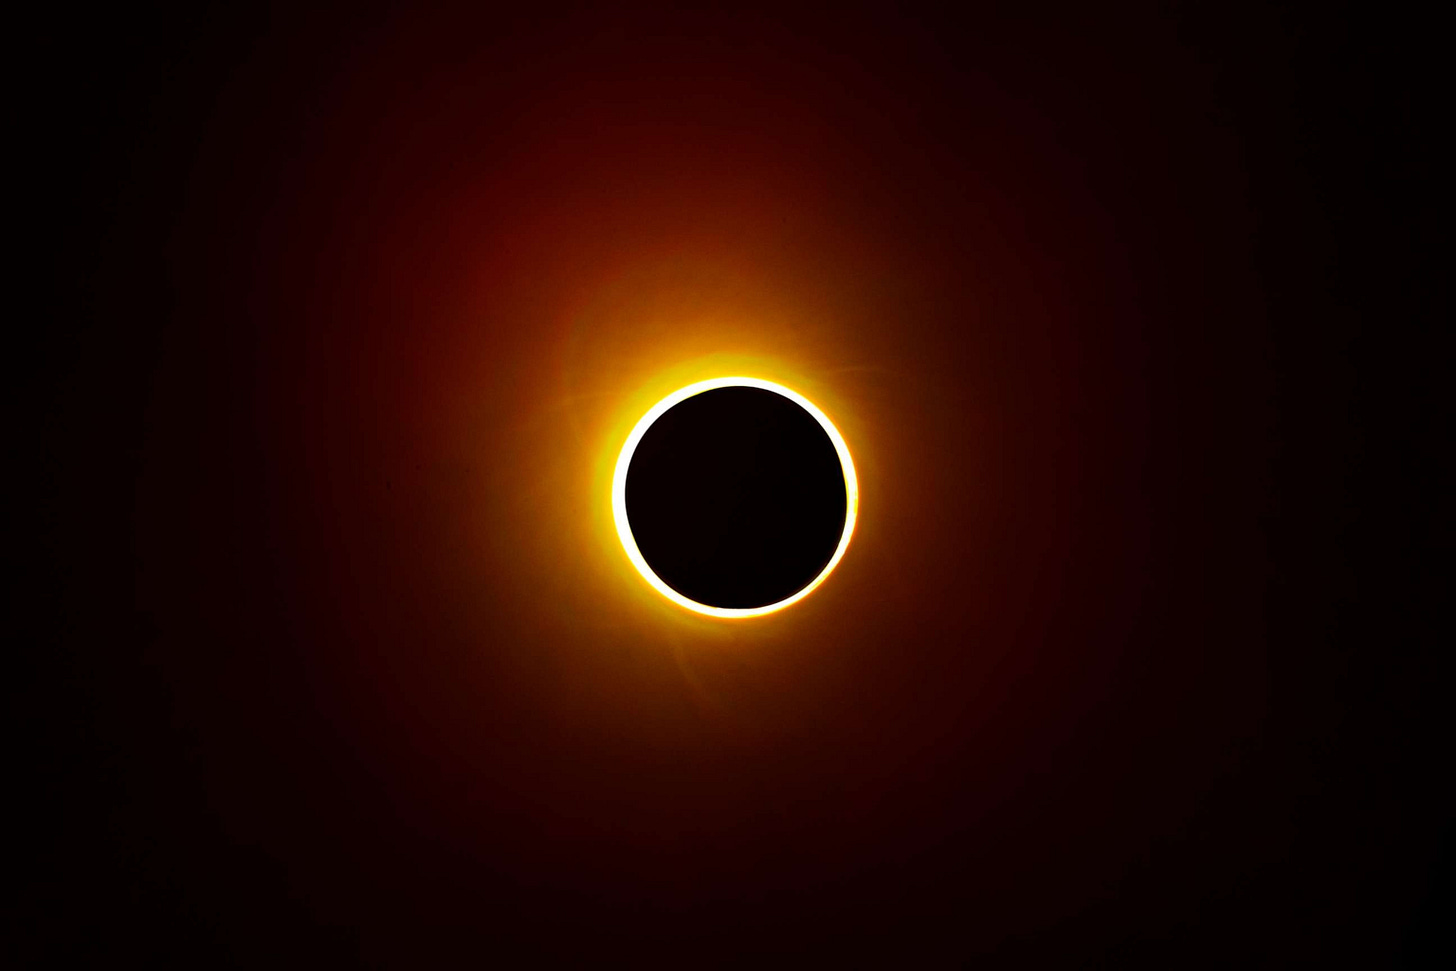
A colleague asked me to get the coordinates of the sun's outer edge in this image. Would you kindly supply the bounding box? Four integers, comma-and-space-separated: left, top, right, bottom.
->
611, 376, 859, 619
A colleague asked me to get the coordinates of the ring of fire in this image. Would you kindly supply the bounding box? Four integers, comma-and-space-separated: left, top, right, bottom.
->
611, 376, 859, 618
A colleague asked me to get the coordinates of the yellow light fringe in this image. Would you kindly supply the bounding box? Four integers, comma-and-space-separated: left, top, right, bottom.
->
611, 377, 859, 619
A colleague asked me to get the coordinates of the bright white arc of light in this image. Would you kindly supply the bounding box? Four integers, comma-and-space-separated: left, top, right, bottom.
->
611, 376, 859, 619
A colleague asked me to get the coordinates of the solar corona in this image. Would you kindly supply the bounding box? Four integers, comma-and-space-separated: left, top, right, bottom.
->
612, 377, 858, 618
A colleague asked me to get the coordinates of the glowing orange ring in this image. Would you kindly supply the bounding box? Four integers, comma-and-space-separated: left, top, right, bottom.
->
612, 376, 858, 618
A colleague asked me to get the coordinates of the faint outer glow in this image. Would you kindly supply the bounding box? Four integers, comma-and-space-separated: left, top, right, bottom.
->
612, 376, 859, 619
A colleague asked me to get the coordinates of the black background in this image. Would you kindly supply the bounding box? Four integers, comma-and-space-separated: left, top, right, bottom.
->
17, 2, 1444, 967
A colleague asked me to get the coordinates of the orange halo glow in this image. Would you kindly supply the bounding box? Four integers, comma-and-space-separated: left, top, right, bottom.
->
611, 376, 859, 619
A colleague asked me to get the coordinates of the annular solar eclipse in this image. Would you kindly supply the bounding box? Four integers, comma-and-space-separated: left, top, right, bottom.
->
612, 377, 858, 618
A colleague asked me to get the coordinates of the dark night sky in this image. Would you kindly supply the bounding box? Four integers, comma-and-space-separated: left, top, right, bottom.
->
17, 3, 1444, 966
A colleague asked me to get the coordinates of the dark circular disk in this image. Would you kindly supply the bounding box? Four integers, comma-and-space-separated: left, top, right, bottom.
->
624, 386, 848, 609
